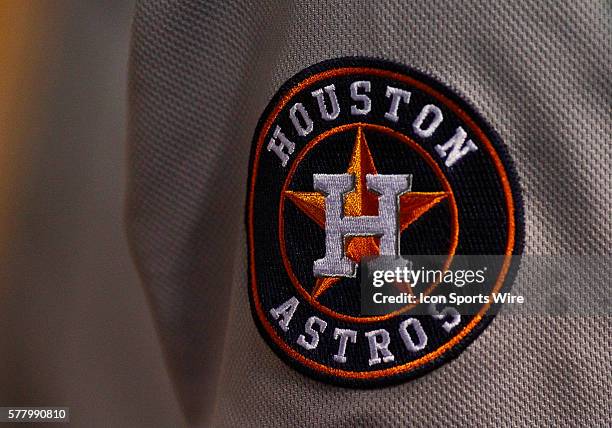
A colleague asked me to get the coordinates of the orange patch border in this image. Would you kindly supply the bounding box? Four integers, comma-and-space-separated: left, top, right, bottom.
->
247, 65, 517, 380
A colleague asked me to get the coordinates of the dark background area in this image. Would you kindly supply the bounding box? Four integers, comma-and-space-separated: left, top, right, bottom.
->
0, 2, 182, 425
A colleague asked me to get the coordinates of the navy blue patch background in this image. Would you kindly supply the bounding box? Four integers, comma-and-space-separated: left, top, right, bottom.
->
284, 128, 453, 317
246, 57, 524, 387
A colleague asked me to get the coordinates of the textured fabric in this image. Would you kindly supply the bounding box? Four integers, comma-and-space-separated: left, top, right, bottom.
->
127, 1, 611, 426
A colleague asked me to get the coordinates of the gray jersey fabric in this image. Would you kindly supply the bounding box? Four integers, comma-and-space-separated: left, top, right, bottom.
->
126, 1, 611, 426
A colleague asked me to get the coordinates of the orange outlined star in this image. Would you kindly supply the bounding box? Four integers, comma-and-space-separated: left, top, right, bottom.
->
285, 127, 448, 300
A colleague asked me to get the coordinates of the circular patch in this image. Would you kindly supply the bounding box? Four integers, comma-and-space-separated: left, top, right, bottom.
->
246, 58, 524, 387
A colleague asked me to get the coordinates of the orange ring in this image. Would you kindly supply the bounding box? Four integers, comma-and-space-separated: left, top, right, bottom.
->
247, 66, 516, 379
278, 123, 459, 323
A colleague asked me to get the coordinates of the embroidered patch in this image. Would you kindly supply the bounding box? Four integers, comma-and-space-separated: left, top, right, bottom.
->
246, 58, 524, 387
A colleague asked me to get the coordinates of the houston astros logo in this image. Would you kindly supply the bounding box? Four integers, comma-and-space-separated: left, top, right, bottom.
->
246, 58, 523, 386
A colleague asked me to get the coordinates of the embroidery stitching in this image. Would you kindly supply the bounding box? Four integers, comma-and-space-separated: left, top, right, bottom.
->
246, 57, 524, 387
